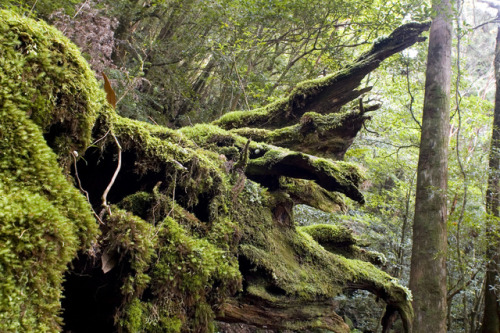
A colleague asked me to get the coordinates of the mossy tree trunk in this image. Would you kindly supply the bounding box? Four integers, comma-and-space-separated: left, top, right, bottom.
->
409, 0, 452, 332
482, 15, 500, 333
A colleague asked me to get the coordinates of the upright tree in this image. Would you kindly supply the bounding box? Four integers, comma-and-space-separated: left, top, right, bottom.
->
409, 0, 452, 331
482, 4, 500, 332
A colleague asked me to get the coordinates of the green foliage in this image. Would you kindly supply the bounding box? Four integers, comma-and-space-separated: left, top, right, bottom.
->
2, 1, 476, 330
0, 0, 83, 19
99, 0, 429, 126
329, 6, 495, 329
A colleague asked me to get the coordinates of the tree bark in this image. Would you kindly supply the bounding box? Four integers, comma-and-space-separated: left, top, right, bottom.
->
409, 0, 452, 332
481, 21, 500, 333
219, 298, 350, 333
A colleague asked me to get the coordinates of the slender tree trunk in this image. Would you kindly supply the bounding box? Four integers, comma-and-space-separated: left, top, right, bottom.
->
409, 0, 452, 331
395, 174, 415, 279
481, 23, 500, 333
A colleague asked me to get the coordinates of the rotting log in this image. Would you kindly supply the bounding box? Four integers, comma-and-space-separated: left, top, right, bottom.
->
0, 10, 427, 333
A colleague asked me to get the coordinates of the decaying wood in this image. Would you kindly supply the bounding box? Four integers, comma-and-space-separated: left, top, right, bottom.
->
215, 22, 430, 131
219, 298, 350, 333
245, 150, 365, 203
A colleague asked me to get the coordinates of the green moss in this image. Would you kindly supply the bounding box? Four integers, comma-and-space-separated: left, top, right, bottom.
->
230, 127, 272, 142
0, 10, 100, 331
311, 158, 366, 188
246, 149, 288, 171
281, 178, 347, 213
176, 123, 365, 205
104, 208, 156, 295
112, 116, 230, 210
300, 224, 356, 246
97, 118, 250, 332
350, 245, 387, 266
120, 299, 147, 332
153, 217, 241, 294
179, 123, 246, 147
0, 10, 110, 164
213, 67, 353, 131
110, 189, 243, 332
120, 299, 182, 333
118, 192, 155, 220
300, 225, 386, 265
235, 190, 412, 326
103, 208, 236, 333
213, 67, 357, 131
240, 223, 411, 312
228, 111, 366, 159
212, 106, 274, 130
179, 123, 253, 164
123, 216, 241, 332
240, 228, 346, 300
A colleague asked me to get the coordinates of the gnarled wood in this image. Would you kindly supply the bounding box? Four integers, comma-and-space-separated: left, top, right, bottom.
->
215, 22, 430, 131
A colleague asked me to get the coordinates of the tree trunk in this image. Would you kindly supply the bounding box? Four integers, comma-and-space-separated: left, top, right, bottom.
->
409, 0, 452, 332
481, 22, 500, 333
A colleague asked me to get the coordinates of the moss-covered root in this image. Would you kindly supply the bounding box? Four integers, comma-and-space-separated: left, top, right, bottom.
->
108, 213, 242, 333
231, 110, 373, 159
281, 179, 348, 213
179, 123, 366, 204
0, 10, 109, 165
345, 265, 413, 333
235, 215, 413, 332
300, 224, 386, 265
380, 292, 414, 332
247, 150, 365, 203
299, 224, 356, 246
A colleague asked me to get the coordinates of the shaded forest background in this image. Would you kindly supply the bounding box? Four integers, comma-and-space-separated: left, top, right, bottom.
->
2, 0, 500, 331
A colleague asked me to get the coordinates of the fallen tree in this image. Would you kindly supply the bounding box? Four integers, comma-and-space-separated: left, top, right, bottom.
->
0, 10, 429, 333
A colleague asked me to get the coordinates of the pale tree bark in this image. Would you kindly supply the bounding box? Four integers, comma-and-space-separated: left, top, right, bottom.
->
481, 18, 500, 333
409, 0, 452, 331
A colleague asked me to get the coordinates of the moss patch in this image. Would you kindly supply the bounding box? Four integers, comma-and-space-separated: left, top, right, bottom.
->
300, 224, 356, 246
280, 178, 348, 213
234, 192, 412, 328
300, 224, 386, 266
0, 10, 100, 332
108, 211, 242, 332
0, 10, 109, 165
